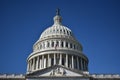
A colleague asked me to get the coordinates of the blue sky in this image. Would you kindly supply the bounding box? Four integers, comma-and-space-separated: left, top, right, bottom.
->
0, 0, 120, 74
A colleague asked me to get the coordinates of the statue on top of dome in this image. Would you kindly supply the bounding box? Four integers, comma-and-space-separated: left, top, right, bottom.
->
56, 8, 60, 15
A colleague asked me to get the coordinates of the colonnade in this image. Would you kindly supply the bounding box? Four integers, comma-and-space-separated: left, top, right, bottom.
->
27, 53, 88, 72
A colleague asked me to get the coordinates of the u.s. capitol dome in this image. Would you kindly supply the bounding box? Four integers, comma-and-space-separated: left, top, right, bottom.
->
27, 9, 89, 76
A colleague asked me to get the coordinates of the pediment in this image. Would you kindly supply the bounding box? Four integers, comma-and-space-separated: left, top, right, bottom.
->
27, 65, 87, 77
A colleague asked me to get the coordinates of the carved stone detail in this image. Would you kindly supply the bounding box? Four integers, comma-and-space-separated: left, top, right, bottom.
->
50, 68, 66, 76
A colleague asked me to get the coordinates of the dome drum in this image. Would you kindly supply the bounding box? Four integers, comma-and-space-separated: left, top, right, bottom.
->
33, 38, 83, 52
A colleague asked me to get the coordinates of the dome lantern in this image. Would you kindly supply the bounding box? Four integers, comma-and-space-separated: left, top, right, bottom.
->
53, 8, 62, 25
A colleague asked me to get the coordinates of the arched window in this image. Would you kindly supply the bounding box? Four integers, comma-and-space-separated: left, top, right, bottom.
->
47, 41, 50, 48
52, 41, 54, 47
66, 42, 68, 48
43, 42, 45, 48
56, 29, 59, 33
74, 44, 76, 49
76, 46, 79, 50
62, 58, 65, 65
53, 29, 55, 33
63, 29, 65, 34
55, 41, 59, 48
61, 41, 64, 47
60, 29, 62, 33
70, 32, 72, 36
67, 31, 69, 35
51, 58, 54, 66
40, 44, 42, 49
70, 43, 72, 48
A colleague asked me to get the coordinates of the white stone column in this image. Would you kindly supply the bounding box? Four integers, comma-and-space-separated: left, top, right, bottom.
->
35, 57, 38, 70
64, 41, 66, 48
42, 55, 44, 69
59, 41, 61, 48
38, 56, 40, 69
68, 43, 70, 48
72, 55, 74, 69
59, 54, 62, 65
40, 58, 42, 69
77, 56, 80, 70
54, 53, 56, 65
45, 41, 47, 48
69, 56, 72, 68
33, 58, 35, 70
44, 58, 46, 68
54, 41, 56, 47
48, 54, 50, 67
66, 54, 68, 67
36, 56, 39, 70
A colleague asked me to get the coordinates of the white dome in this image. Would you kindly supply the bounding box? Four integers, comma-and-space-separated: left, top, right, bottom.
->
40, 14, 74, 40
27, 9, 88, 74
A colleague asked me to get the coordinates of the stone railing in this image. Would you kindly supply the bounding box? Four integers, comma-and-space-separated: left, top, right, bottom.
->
91, 74, 120, 78
0, 74, 25, 79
